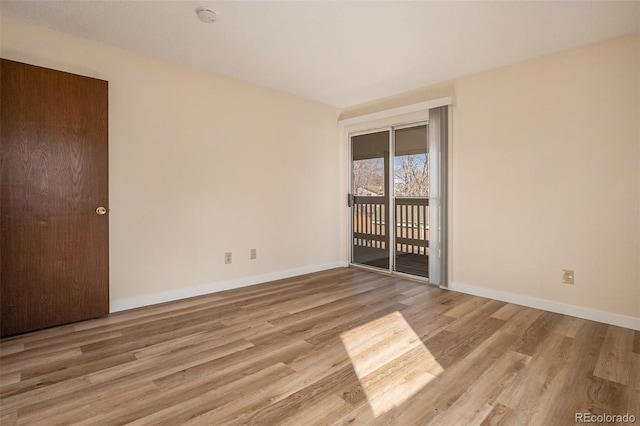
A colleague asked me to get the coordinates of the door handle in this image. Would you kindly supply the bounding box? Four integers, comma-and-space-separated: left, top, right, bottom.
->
347, 193, 354, 207
96, 207, 107, 215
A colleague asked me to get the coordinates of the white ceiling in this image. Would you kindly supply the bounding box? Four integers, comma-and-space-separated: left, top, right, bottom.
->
1, 1, 638, 108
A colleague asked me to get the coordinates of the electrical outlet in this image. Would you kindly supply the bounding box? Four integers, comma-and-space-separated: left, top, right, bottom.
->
225, 252, 232, 264
562, 269, 574, 284
250, 248, 257, 260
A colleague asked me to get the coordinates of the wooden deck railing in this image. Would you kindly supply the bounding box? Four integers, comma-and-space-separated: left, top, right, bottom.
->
353, 196, 387, 250
395, 198, 429, 255
353, 196, 429, 255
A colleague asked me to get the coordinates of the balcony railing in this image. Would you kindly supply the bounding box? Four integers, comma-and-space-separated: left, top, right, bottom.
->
353, 196, 387, 250
352, 196, 429, 255
395, 198, 429, 255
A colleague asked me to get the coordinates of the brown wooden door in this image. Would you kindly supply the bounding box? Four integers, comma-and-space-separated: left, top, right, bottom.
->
1, 59, 109, 337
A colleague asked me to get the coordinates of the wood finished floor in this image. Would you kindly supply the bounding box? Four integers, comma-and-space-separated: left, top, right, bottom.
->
1, 267, 638, 425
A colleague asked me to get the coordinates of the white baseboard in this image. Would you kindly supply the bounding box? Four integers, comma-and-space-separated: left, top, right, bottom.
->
110, 261, 349, 313
450, 282, 640, 331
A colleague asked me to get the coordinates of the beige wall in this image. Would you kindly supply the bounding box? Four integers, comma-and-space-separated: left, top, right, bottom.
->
1, 19, 342, 309
342, 34, 640, 320
3, 17, 638, 322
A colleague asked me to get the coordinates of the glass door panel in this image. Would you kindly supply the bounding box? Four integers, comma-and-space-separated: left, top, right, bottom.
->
351, 131, 390, 271
393, 125, 429, 277
348, 112, 446, 284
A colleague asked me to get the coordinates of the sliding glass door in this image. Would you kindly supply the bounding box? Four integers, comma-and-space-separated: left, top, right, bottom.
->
349, 108, 447, 284
393, 125, 429, 278
350, 131, 390, 270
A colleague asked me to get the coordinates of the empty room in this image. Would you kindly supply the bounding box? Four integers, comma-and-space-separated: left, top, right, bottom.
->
1, 1, 638, 425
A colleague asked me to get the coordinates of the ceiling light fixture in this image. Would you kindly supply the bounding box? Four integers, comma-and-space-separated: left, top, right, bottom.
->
196, 8, 217, 23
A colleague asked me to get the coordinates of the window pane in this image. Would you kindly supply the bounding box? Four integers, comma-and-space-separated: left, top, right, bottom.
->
353, 158, 384, 196
352, 131, 388, 196
394, 125, 428, 197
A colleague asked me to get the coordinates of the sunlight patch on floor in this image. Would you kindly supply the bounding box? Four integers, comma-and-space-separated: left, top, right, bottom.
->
340, 311, 444, 417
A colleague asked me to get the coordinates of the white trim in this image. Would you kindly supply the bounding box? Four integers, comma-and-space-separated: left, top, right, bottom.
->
450, 282, 640, 331
110, 261, 349, 313
338, 97, 453, 127
349, 126, 393, 138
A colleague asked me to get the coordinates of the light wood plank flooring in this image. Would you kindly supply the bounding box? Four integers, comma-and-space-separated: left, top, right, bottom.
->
1, 268, 638, 425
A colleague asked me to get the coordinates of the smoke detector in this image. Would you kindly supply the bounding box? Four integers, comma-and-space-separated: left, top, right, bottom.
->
196, 8, 217, 23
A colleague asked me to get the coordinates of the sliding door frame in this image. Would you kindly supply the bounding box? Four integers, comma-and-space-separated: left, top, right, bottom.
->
348, 127, 392, 275
348, 120, 431, 283
391, 121, 429, 282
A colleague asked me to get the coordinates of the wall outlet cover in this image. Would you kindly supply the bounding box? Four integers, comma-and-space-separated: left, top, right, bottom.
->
562, 269, 574, 284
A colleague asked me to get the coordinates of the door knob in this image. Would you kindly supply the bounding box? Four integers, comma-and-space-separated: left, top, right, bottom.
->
96, 207, 107, 215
